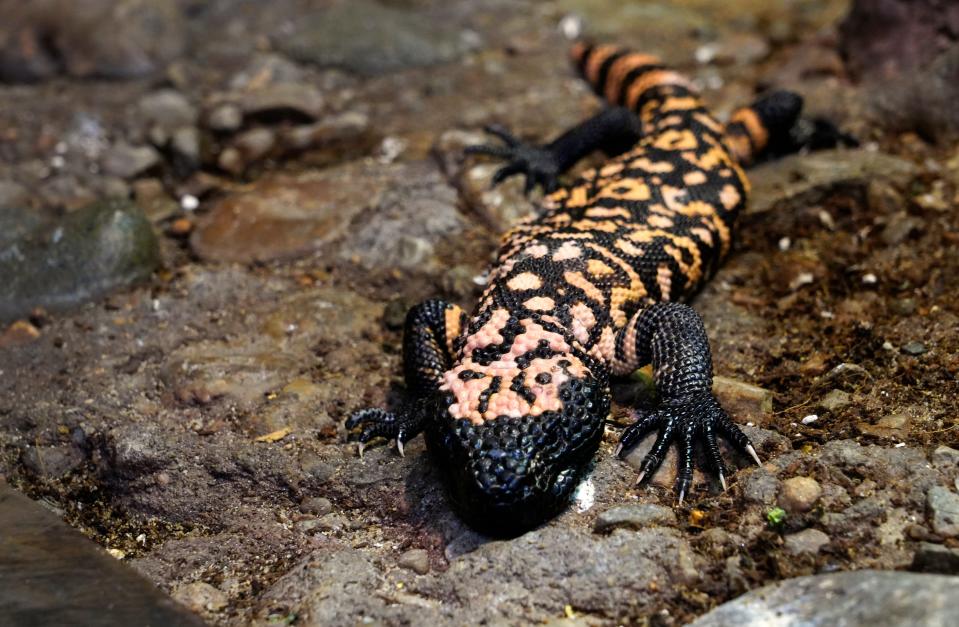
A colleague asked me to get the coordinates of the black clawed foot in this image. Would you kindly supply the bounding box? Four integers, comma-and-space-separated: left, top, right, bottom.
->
345, 405, 422, 457
464, 125, 561, 195
790, 117, 859, 152
617, 391, 759, 502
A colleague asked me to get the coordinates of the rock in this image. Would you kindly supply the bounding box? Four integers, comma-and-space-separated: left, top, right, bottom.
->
101, 143, 162, 179
299, 497, 332, 517
138, 90, 197, 137
0, 485, 205, 625
236, 83, 325, 121
880, 212, 923, 246
281, 112, 371, 152
712, 376, 773, 426
748, 150, 918, 216
780, 477, 822, 513
170, 127, 201, 170
840, 0, 959, 79
932, 446, 959, 472
218, 128, 277, 175
782, 529, 830, 556
688, 571, 959, 627
857, 413, 911, 440
593, 504, 677, 532
21, 445, 84, 479
0, 320, 41, 348
315, 513, 348, 532
191, 162, 391, 263
337, 163, 465, 272
927, 486, 959, 538
742, 469, 780, 505
205, 103, 244, 133
819, 389, 852, 412
0, 200, 159, 322
901, 341, 927, 356
912, 542, 959, 575
0, 0, 186, 82
397, 549, 430, 575
172, 581, 229, 613
0, 180, 31, 208
276, 0, 471, 77
132, 178, 178, 223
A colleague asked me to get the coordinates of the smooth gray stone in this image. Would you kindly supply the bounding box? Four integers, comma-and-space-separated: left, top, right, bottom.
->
0, 200, 159, 322
0, 484, 204, 626
688, 570, 959, 627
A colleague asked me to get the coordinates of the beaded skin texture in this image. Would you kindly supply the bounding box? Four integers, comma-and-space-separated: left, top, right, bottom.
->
347, 43, 843, 536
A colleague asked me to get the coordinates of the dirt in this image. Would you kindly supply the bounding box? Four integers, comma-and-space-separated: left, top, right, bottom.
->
1, 0, 958, 625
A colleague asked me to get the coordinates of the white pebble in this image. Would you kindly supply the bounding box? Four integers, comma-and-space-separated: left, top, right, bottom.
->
558, 14, 583, 40
778, 237, 791, 251
862, 273, 878, 284
820, 311, 834, 319
573, 476, 595, 513
882, 341, 893, 350
895, 442, 906, 448
695, 43, 720, 65
180, 194, 199, 211
801, 414, 819, 425
818, 209, 835, 230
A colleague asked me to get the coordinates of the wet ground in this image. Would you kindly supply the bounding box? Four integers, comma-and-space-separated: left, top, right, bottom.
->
1, 0, 958, 624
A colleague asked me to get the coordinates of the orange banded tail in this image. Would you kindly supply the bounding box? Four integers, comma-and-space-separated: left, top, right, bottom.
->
723, 91, 804, 166
570, 42, 695, 111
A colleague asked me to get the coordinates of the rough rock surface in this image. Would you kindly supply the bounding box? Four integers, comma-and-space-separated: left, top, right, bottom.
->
689, 571, 959, 627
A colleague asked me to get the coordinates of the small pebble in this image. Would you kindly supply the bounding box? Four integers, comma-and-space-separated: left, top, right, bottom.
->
594, 504, 677, 532
901, 341, 927, 356
299, 496, 333, 516
397, 548, 430, 575
801, 414, 819, 425
180, 194, 199, 211
783, 528, 830, 555
168, 218, 193, 236
819, 389, 851, 412
927, 486, 959, 537
173, 581, 229, 613
780, 476, 822, 513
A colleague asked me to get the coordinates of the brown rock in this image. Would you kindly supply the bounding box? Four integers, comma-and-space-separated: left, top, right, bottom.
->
191, 163, 392, 263
0, 320, 41, 347
780, 477, 822, 513
397, 549, 430, 575
173, 581, 228, 613
712, 376, 773, 426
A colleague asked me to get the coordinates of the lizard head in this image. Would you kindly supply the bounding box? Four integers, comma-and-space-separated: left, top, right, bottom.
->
427, 355, 609, 536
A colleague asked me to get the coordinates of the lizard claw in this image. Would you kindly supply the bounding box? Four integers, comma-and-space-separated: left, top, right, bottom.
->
345, 404, 424, 457
618, 391, 757, 501
465, 125, 561, 195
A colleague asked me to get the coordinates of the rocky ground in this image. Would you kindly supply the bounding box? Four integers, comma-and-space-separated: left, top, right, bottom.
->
1, 0, 958, 625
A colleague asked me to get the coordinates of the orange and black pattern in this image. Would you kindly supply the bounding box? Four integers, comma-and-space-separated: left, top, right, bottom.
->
348, 43, 841, 536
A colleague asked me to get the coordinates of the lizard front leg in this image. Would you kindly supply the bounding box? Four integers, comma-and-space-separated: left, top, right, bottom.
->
465, 106, 644, 194
611, 302, 761, 502
346, 299, 466, 456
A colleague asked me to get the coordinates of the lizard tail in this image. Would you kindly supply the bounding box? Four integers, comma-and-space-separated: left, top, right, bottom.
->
722, 91, 804, 166
570, 42, 696, 111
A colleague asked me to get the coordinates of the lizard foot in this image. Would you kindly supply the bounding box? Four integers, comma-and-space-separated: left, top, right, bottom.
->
615, 391, 761, 503
345, 404, 423, 458
465, 124, 561, 194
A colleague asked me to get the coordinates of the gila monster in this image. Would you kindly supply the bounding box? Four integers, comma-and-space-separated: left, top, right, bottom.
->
346, 42, 852, 536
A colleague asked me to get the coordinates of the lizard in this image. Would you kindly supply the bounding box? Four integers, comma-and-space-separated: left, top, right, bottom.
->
346, 42, 853, 536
